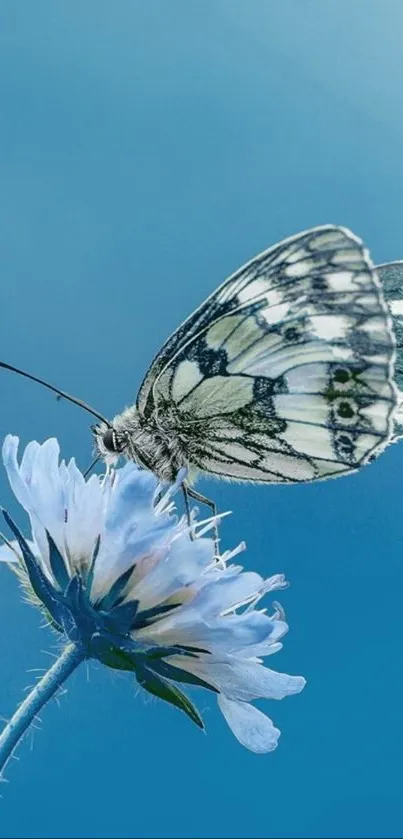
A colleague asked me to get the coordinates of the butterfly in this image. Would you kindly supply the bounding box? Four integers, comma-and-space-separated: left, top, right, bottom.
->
88, 225, 401, 502
2, 225, 401, 517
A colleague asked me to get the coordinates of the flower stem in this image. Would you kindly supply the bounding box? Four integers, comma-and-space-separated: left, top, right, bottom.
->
0, 642, 85, 776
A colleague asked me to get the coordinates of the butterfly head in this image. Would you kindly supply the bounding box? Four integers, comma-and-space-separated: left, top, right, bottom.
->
92, 421, 130, 464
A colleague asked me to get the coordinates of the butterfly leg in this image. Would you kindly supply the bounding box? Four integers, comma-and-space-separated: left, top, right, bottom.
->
184, 485, 219, 558
182, 484, 192, 528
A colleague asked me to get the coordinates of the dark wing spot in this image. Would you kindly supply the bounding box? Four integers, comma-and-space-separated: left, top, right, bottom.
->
253, 375, 288, 400
231, 400, 287, 435
337, 400, 355, 419
187, 341, 228, 377
333, 367, 350, 384
334, 431, 356, 463
311, 276, 328, 292
284, 327, 300, 342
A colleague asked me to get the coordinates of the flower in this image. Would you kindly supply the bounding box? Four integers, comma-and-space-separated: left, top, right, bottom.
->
0, 435, 305, 754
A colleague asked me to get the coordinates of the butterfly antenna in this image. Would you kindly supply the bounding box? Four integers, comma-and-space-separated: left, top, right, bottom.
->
83, 456, 101, 478
0, 360, 109, 425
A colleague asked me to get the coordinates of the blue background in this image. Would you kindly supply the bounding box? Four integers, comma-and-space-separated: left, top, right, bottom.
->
0, 2, 402, 837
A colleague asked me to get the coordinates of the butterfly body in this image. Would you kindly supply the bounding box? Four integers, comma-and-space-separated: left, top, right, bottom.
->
96, 407, 191, 482
94, 225, 400, 485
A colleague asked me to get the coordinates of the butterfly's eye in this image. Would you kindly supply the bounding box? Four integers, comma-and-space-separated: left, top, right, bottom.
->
102, 428, 125, 453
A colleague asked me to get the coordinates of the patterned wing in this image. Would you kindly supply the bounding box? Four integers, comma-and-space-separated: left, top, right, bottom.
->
377, 261, 403, 391
376, 261, 403, 437
139, 226, 398, 483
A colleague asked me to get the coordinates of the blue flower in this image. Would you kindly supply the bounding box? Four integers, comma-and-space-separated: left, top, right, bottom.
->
0, 435, 305, 754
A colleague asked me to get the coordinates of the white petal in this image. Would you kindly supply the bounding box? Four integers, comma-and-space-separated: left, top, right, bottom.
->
218, 695, 280, 753
92, 467, 176, 598
29, 438, 65, 551
106, 464, 158, 534
236, 619, 289, 657
63, 460, 103, 567
4, 436, 67, 557
201, 612, 276, 653
172, 656, 306, 701
131, 536, 214, 610
2, 437, 48, 564
191, 571, 264, 617
19, 440, 41, 487
237, 641, 283, 659
140, 609, 275, 654
2, 435, 33, 510
92, 527, 169, 602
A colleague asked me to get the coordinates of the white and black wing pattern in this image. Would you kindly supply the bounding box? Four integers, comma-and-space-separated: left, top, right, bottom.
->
376, 261, 403, 436
138, 226, 398, 483
376, 261, 403, 391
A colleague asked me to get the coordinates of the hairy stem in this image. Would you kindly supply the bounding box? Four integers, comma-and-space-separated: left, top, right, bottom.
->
0, 643, 85, 776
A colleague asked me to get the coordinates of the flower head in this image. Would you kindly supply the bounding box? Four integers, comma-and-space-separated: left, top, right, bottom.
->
0, 435, 305, 753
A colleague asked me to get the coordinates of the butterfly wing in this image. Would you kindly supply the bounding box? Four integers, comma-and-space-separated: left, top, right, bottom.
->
138, 226, 398, 483
376, 260, 403, 437
376, 261, 403, 390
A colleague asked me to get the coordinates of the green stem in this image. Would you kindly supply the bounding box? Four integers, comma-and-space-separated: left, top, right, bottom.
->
0, 643, 85, 776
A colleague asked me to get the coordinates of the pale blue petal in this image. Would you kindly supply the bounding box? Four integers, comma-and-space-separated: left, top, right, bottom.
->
95, 464, 175, 591
190, 571, 264, 618
202, 612, 276, 653
102, 515, 172, 567
106, 464, 159, 533
168, 535, 215, 575
143, 611, 274, 657
62, 459, 103, 564
5, 437, 66, 557
92, 523, 172, 599
30, 438, 65, 533
2, 436, 49, 564
19, 440, 41, 487
171, 561, 236, 602
236, 620, 289, 657
132, 536, 215, 610
218, 695, 281, 753
175, 657, 306, 701
136, 614, 204, 645
2, 435, 33, 511
244, 641, 284, 657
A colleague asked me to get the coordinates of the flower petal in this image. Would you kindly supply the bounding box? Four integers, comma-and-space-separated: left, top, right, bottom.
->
218, 695, 281, 753
92, 524, 171, 601
130, 535, 215, 610
62, 459, 103, 566
2, 435, 65, 561
236, 619, 289, 657
171, 656, 306, 701
190, 571, 265, 617
19, 440, 41, 489
2, 435, 33, 510
91, 465, 178, 600
142, 609, 276, 654
106, 463, 159, 534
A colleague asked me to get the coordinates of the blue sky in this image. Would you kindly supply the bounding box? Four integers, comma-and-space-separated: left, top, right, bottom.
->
0, 2, 402, 837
